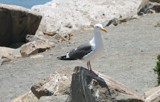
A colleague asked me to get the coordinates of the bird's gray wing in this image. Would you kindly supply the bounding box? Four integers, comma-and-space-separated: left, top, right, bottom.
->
68, 43, 93, 59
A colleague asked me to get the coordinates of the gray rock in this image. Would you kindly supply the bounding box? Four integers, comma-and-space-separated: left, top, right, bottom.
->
10, 48, 21, 58
137, 0, 160, 15
13, 67, 72, 102
0, 47, 22, 63
32, 0, 140, 36
105, 17, 137, 27
143, 86, 160, 102
31, 67, 72, 99
0, 4, 42, 47
38, 95, 68, 102
0, 58, 11, 66
0, 47, 14, 59
20, 40, 53, 57
66, 66, 144, 102
25, 34, 35, 43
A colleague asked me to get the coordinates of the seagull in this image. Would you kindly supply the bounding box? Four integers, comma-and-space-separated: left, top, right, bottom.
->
57, 24, 107, 75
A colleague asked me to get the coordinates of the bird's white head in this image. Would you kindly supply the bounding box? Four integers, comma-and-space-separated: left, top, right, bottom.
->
94, 24, 107, 32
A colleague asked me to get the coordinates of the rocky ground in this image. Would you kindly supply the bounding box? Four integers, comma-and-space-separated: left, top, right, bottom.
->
0, 13, 160, 102
32, 0, 140, 36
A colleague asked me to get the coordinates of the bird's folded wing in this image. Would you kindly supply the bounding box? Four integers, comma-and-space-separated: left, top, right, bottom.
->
68, 43, 93, 59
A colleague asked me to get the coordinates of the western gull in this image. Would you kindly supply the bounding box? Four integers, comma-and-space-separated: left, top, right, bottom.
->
57, 23, 107, 75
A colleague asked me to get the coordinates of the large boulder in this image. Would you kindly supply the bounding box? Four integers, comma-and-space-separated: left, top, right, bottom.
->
20, 40, 53, 57
137, 0, 160, 15
0, 4, 42, 47
66, 66, 144, 102
32, 0, 140, 36
31, 67, 72, 99
105, 16, 137, 27
12, 67, 72, 102
13, 67, 144, 102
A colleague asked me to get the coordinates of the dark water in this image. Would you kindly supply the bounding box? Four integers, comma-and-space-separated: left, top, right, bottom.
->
0, 0, 51, 8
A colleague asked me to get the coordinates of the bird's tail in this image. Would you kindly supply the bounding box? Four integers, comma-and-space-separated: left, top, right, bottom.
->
57, 55, 75, 60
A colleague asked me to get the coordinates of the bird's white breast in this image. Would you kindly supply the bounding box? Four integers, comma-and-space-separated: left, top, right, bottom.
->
82, 39, 104, 62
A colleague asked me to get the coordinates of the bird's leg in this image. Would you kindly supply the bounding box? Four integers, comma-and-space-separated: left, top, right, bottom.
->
88, 61, 98, 76
88, 61, 91, 71
87, 61, 90, 71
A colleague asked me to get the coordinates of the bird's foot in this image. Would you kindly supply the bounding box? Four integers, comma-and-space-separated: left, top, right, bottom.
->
89, 70, 99, 77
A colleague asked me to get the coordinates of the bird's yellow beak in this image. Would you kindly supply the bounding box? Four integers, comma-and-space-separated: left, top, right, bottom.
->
101, 28, 107, 32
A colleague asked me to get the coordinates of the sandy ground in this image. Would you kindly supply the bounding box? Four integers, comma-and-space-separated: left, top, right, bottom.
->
0, 13, 160, 102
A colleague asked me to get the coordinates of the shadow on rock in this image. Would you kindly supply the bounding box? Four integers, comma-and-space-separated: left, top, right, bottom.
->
66, 66, 144, 102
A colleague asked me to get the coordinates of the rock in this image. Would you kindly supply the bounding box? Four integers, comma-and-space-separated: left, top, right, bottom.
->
38, 95, 68, 102
0, 4, 42, 47
28, 31, 46, 42
0, 47, 22, 65
10, 48, 22, 58
66, 66, 144, 102
25, 34, 35, 43
20, 40, 53, 57
0, 47, 14, 59
143, 86, 160, 102
53, 34, 68, 42
30, 54, 44, 59
32, 0, 140, 36
13, 66, 144, 102
43, 32, 57, 36
154, 22, 160, 27
12, 67, 72, 102
0, 47, 16, 65
137, 0, 160, 15
12, 91, 38, 102
64, 34, 73, 41
105, 16, 137, 27
31, 67, 72, 99
0, 58, 11, 65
